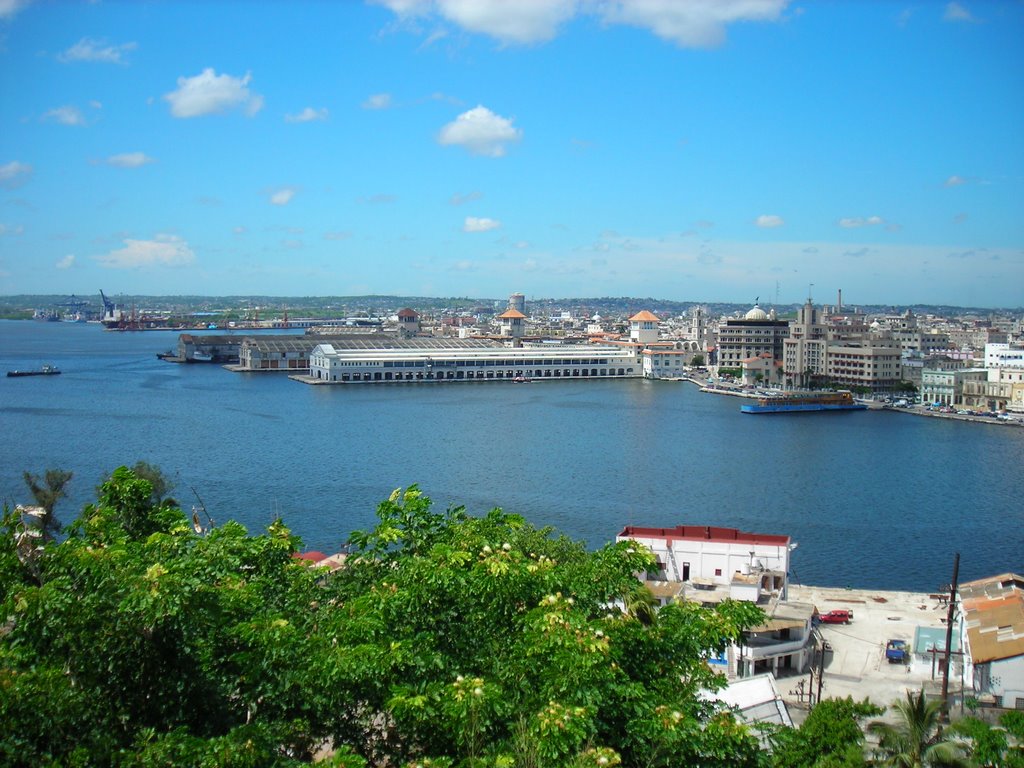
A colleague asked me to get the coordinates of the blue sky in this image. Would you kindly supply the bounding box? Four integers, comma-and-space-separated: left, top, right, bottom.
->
1, 0, 1022, 308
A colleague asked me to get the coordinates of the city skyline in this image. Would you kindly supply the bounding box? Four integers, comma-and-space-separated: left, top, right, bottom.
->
1, 1, 1022, 308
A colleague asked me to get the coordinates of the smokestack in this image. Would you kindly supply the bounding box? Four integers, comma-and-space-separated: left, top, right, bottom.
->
837, 289, 843, 313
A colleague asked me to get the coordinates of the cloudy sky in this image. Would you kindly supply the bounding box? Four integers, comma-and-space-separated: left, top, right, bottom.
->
0, 1, 1021, 307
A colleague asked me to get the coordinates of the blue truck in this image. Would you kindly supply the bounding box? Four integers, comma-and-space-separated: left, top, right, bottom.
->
885, 639, 908, 664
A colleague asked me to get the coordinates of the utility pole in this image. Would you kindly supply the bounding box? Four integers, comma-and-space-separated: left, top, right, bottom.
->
816, 640, 825, 704
941, 552, 960, 722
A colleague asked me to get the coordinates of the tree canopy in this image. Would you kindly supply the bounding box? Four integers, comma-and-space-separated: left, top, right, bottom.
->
1, 467, 767, 767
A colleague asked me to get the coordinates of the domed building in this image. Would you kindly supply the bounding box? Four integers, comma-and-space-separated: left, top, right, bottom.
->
716, 303, 789, 377
744, 305, 769, 321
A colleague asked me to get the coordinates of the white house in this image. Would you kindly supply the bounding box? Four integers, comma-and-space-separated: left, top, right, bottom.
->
960, 573, 1024, 709
617, 524, 814, 678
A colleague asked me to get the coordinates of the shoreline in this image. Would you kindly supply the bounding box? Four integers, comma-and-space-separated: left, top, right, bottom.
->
685, 378, 1023, 427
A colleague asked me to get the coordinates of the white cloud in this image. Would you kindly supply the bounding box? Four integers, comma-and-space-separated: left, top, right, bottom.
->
0, 0, 32, 20
56, 254, 75, 269
463, 216, 501, 232
43, 105, 86, 126
943, 2, 975, 22
439, 105, 521, 157
0, 223, 25, 236
944, 175, 967, 187
106, 152, 154, 168
435, 0, 576, 44
362, 93, 393, 110
270, 188, 296, 206
598, 0, 789, 48
164, 68, 263, 118
285, 107, 328, 123
372, 0, 574, 44
96, 234, 195, 269
58, 37, 137, 64
755, 214, 784, 228
450, 190, 483, 205
374, 0, 789, 47
324, 231, 352, 241
838, 215, 885, 228
0, 161, 32, 189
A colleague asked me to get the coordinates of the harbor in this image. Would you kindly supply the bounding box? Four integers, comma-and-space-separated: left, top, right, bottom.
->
2, 320, 1021, 593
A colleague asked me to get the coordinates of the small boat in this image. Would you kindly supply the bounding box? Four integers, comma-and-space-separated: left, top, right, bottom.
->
513, 376, 531, 383
7, 364, 61, 378
190, 351, 213, 362
740, 390, 867, 414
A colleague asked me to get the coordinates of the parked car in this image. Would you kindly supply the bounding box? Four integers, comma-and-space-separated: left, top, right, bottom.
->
885, 639, 908, 664
817, 609, 854, 624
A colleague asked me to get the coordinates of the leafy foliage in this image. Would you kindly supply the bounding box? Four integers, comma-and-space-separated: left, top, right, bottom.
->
21, 467, 73, 538
1, 472, 768, 766
867, 690, 968, 767
769, 697, 881, 768
952, 712, 1024, 768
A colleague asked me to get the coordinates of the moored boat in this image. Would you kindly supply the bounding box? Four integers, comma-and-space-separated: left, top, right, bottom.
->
740, 390, 867, 414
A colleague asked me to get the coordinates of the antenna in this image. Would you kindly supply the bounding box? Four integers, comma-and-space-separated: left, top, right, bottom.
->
189, 485, 215, 530
808, 283, 814, 302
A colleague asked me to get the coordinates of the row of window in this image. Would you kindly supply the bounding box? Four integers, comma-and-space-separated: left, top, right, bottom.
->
314, 367, 636, 382
324, 357, 629, 369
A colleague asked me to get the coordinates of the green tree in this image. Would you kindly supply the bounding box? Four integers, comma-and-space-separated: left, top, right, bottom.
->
1, 473, 768, 767
691, 354, 705, 367
330, 487, 766, 766
129, 460, 175, 505
951, 712, 1024, 768
769, 697, 881, 768
21, 467, 73, 539
1, 467, 329, 766
867, 690, 968, 767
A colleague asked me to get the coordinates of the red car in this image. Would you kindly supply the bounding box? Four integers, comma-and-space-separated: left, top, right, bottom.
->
817, 609, 854, 624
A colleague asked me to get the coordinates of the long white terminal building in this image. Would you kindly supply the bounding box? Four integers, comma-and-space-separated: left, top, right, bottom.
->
306, 339, 643, 384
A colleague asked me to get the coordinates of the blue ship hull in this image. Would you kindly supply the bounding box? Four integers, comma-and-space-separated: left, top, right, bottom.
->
741, 402, 867, 414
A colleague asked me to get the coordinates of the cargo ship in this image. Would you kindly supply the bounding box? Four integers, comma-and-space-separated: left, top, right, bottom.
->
740, 390, 867, 414
7, 364, 61, 378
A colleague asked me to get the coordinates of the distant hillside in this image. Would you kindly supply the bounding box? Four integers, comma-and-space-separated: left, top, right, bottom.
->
0, 294, 1019, 318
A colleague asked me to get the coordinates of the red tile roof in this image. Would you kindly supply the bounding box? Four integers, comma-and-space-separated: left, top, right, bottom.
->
629, 310, 661, 322
619, 525, 790, 547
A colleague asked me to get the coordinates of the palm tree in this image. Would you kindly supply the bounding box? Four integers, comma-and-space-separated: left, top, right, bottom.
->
22, 468, 73, 540
868, 690, 969, 767
622, 580, 659, 626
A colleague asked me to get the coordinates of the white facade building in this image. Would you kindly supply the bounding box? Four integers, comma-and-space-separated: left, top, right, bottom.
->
306, 340, 642, 384
985, 343, 1024, 369
617, 524, 793, 599
617, 524, 813, 679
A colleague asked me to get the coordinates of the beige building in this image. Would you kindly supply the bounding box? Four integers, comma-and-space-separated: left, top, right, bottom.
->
921, 367, 987, 407
962, 367, 1024, 412
825, 338, 902, 391
783, 298, 827, 388
716, 305, 789, 370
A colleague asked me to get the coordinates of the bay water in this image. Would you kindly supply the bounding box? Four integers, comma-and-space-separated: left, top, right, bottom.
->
2, 320, 1021, 591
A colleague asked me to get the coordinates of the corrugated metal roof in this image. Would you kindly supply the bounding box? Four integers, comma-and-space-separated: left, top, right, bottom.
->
963, 591, 1024, 664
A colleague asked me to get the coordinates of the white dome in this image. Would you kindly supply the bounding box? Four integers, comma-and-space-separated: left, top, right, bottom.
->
744, 305, 768, 321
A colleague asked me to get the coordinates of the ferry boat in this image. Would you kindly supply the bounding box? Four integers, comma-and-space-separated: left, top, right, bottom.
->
740, 390, 867, 414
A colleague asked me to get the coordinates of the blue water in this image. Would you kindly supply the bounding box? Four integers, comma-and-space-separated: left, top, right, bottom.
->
1, 320, 1021, 591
